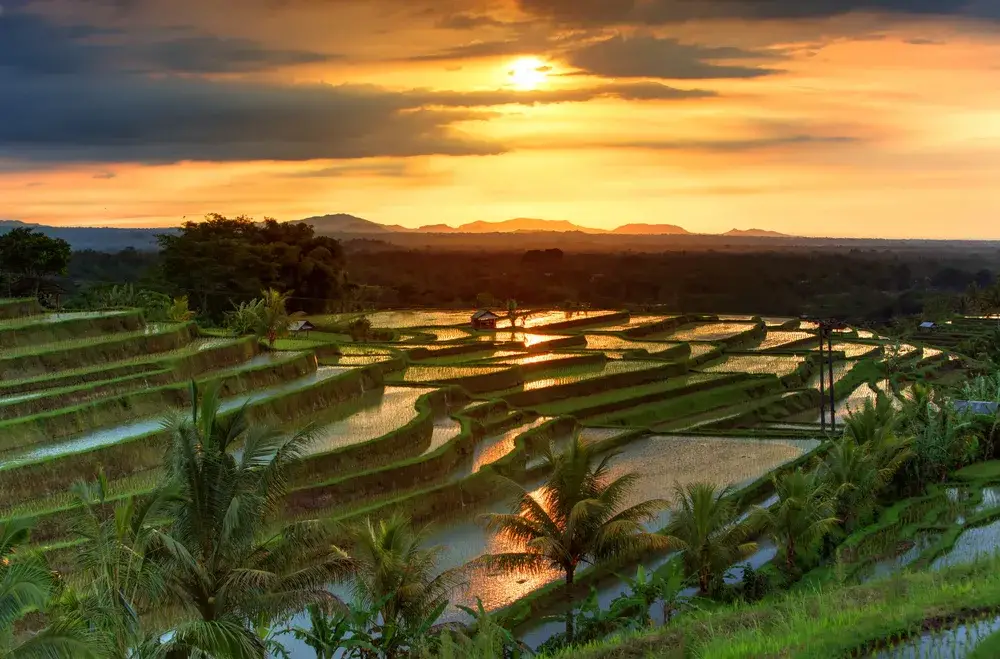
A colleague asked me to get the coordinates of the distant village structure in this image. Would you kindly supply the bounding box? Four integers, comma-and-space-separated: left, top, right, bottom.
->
471, 309, 500, 330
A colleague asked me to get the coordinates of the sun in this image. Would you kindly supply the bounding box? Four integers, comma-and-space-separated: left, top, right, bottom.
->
508, 57, 549, 90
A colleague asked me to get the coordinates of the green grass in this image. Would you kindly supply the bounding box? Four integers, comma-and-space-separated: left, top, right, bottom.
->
548, 557, 1000, 659
955, 462, 1000, 482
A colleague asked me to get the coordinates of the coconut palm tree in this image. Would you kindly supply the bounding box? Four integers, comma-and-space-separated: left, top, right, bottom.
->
65, 474, 172, 659
751, 472, 838, 576
346, 514, 464, 658
662, 482, 756, 594
480, 438, 668, 642
257, 288, 301, 348
0, 518, 96, 659
821, 423, 912, 532
151, 381, 353, 658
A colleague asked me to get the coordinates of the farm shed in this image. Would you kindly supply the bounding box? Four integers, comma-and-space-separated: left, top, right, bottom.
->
288, 320, 316, 337
471, 309, 500, 330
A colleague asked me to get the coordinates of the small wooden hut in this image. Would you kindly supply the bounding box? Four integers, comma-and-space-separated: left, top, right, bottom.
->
288, 319, 316, 337
470, 309, 500, 330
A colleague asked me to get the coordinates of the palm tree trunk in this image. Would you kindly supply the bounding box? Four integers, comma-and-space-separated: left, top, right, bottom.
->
565, 565, 576, 643
786, 536, 796, 574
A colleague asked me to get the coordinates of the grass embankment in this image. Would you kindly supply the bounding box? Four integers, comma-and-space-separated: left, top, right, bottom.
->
0, 350, 318, 449
0, 310, 144, 350
550, 557, 1000, 659
0, 298, 41, 320
0, 337, 256, 397
0, 322, 197, 379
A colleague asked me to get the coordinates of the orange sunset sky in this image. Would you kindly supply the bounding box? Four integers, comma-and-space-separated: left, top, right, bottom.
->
3, 0, 1000, 238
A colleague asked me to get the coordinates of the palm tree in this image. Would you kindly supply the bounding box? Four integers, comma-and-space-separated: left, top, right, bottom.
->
662, 482, 756, 594
751, 472, 838, 576
66, 474, 172, 659
152, 381, 353, 658
821, 424, 911, 532
346, 514, 464, 657
0, 519, 96, 659
258, 288, 300, 348
480, 438, 668, 642
286, 604, 349, 659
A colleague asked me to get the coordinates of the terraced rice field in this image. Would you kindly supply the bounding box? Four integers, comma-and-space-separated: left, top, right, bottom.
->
0, 302, 945, 655
490, 331, 573, 347
521, 360, 664, 391
397, 365, 512, 383
582, 334, 681, 353
700, 354, 805, 377
665, 322, 757, 342
757, 330, 816, 350
587, 315, 676, 332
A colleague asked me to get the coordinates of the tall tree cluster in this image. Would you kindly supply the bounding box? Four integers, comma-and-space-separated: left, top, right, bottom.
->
157, 215, 346, 321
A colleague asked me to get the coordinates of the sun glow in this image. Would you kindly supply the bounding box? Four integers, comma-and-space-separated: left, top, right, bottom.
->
508, 57, 549, 90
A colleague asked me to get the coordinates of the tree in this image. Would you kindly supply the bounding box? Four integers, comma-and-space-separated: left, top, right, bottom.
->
821, 407, 912, 532
286, 604, 350, 659
345, 514, 464, 657
67, 473, 181, 659
751, 472, 838, 576
225, 299, 266, 338
504, 299, 518, 328
347, 316, 372, 342
0, 518, 96, 659
152, 381, 353, 658
157, 215, 346, 321
480, 438, 668, 642
662, 482, 757, 594
0, 228, 71, 298
167, 296, 195, 322
257, 289, 301, 348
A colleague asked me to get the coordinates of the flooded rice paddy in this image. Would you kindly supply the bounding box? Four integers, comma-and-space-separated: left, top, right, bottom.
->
1, 366, 353, 466
756, 330, 817, 350
663, 322, 757, 342
869, 614, 1000, 658
521, 360, 664, 391
700, 354, 805, 377
583, 334, 682, 353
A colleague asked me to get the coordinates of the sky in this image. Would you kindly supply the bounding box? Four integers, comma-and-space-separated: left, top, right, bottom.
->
3, 0, 1000, 238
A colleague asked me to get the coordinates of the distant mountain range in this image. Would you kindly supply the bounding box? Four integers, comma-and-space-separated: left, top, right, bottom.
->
0, 214, 798, 252
293, 214, 776, 237
0, 219, 171, 251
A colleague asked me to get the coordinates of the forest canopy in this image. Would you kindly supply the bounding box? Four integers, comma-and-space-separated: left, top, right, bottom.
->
156, 214, 346, 320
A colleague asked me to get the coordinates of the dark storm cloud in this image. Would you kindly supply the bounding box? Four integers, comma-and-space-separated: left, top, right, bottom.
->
0, 10, 339, 75
564, 35, 780, 79
0, 74, 504, 163
0, 70, 710, 164
515, 0, 977, 25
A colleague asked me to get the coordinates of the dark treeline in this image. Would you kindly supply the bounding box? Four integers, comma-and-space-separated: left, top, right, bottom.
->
344, 246, 1000, 323
63, 243, 1000, 324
